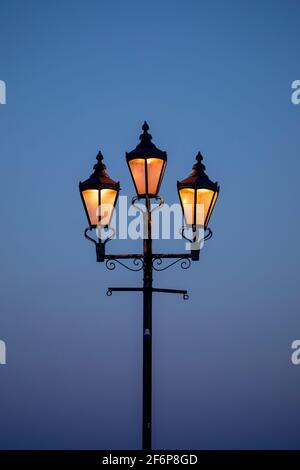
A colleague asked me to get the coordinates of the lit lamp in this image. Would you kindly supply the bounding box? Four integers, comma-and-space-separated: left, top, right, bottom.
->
79, 151, 120, 229
177, 151, 219, 230
126, 122, 167, 198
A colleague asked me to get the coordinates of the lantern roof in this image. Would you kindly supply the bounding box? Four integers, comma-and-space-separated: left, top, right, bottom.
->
126, 121, 167, 161
177, 152, 219, 192
79, 151, 120, 191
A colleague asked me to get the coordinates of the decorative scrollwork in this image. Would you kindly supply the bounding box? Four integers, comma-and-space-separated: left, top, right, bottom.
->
84, 226, 115, 246
180, 226, 213, 243
84, 227, 98, 246
150, 195, 164, 213
105, 257, 144, 272
131, 196, 147, 213
96, 226, 116, 245
152, 256, 192, 272
204, 227, 213, 241
180, 226, 198, 243
131, 195, 164, 214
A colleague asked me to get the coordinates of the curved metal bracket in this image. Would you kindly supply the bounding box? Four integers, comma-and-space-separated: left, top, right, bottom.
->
204, 227, 213, 241
180, 226, 213, 243
84, 227, 115, 262
150, 195, 164, 214
152, 256, 192, 272
84, 227, 98, 246
84, 227, 116, 246
180, 226, 198, 244
105, 257, 145, 272
131, 195, 164, 215
131, 196, 147, 214
96, 226, 116, 245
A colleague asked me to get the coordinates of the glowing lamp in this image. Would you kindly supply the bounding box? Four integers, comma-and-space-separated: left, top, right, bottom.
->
177, 152, 219, 229
126, 122, 167, 198
79, 151, 120, 229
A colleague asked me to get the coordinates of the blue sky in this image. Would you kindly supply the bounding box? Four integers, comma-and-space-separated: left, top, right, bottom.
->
0, 0, 299, 449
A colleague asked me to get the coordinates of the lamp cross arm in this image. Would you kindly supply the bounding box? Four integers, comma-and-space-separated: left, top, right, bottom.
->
106, 286, 189, 300
104, 253, 144, 260
152, 253, 192, 259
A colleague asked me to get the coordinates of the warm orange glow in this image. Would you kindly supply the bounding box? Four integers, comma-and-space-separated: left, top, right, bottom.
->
99, 188, 118, 226
196, 188, 215, 226
129, 158, 164, 196
82, 189, 98, 226
179, 188, 195, 225
206, 190, 218, 226
82, 188, 117, 227
147, 158, 164, 195
129, 159, 146, 195
179, 187, 216, 227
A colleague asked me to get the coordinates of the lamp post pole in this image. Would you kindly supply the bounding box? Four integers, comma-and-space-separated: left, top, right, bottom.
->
79, 122, 219, 451
143, 196, 153, 450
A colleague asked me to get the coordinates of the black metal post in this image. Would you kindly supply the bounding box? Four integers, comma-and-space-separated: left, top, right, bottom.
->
143, 196, 152, 450
81, 124, 218, 452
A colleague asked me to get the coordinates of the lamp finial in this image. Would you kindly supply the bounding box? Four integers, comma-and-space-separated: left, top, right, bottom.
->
194, 151, 206, 172
139, 121, 152, 144
93, 150, 106, 171
96, 150, 104, 162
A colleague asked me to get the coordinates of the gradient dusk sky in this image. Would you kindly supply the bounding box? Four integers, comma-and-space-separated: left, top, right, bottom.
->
0, 0, 300, 449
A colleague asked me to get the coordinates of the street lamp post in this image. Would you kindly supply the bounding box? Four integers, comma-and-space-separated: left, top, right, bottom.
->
79, 122, 220, 450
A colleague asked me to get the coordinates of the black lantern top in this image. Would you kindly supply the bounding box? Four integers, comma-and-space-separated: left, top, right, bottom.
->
79, 151, 120, 192
177, 152, 218, 192
126, 121, 167, 161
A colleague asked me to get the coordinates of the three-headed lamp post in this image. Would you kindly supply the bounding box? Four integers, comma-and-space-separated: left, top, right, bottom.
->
79, 122, 220, 450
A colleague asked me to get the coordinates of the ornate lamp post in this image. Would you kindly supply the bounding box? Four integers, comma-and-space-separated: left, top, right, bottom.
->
79, 122, 220, 450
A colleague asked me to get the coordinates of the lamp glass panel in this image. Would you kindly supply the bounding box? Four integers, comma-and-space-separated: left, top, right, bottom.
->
128, 159, 146, 195
196, 188, 215, 226
206, 191, 218, 226
82, 189, 99, 226
147, 158, 164, 195
99, 188, 117, 226
179, 188, 195, 225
